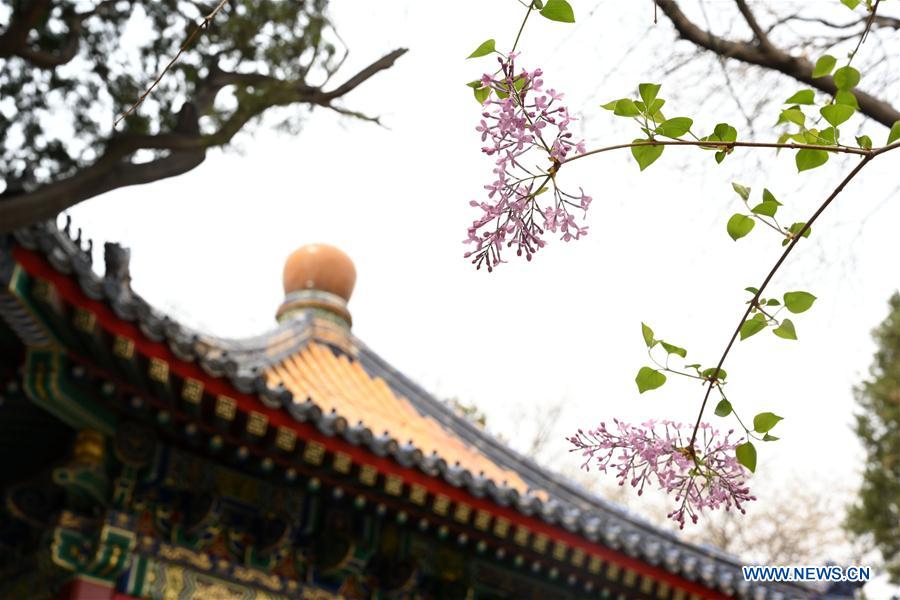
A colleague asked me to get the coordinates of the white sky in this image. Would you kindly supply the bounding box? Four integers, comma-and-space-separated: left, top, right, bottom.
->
67, 0, 900, 581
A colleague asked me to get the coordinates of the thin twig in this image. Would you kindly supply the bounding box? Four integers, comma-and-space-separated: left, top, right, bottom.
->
562, 138, 877, 166
512, 1, 536, 53
114, 0, 228, 127
686, 154, 873, 448
848, 0, 882, 65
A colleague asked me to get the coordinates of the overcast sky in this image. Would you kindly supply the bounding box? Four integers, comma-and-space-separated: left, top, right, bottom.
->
67, 0, 900, 578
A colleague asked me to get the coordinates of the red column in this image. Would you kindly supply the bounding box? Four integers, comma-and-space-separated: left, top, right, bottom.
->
58, 577, 116, 600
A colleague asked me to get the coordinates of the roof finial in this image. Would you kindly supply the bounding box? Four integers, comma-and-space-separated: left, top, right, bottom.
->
276, 244, 356, 327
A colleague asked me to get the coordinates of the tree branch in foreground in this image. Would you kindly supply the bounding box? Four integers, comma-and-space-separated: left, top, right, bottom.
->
0, 48, 407, 232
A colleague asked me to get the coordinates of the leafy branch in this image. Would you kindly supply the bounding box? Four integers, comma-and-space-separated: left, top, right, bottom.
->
464, 0, 900, 522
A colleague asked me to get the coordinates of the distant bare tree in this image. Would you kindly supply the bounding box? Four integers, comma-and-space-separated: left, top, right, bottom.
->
499, 398, 860, 566
682, 477, 860, 565
653, 0, 899, 128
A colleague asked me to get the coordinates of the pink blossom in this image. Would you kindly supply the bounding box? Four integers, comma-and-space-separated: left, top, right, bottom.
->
464, 55, 589, 271
568, 420, 756, 528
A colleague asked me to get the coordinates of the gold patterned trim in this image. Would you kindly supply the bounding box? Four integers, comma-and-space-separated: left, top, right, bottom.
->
493, 517, 510, 539
182, 378, 204, 404
215, 396, 236, 421
275, 427, 297, 452
570, 548, 585, 567
474, 510, 491, 531
453, 503, 471, 524
302, 441, 325, 465
156, 543, 212, 571
246, 412, 268, 436
112, 336, 134, 360
409, 483, 427, 506
433, 494, 450, 516
385, 475, 403, 496
332, 451, 352, 473
73, 308, 96, 333
513, 526, 530, 547
552, 541, 567, 561
359, 465, 377, 486
148, 358, 169, 383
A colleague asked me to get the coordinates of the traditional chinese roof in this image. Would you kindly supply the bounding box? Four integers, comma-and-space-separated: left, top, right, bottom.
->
0, 221, 821, 600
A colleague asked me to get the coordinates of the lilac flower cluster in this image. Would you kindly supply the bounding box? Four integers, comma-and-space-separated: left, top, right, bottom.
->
465, 55, 589, 271
568, 420, 756, 528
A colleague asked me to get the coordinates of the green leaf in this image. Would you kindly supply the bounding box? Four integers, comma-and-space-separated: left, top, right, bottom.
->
600, 99, 619, 111
821, 104, 855, 127
796, 149, 829, 172
474, 86, 490, 104
816, 127, 839, 146
888, 121, 900, 145
773, 318, 798, 340
736, 442, 757, 472
740, 314, 767, 340
635, 367, 666, 394
656, 117, 692, 138
763, 433, 780, 442
714, 399, 733, 417
835, 90, 859, 108
783, 291, 817, 314
660, 341, 687, 358
856, 135, 872, 150
614, 99, 641, 117
745, 286, 759, 295
631, 140, 664, 171
539, 0, 575, 23
840, 0, 861, 8
731, 182, 751, 201
701, 367, 727, 380
639, 83, 661, 106
778, 108, 805, 127
714, 123, 738, 142
751, 200, 778, 217
834, 66, 860, 90
784, 89, 815, 105
766, 298, 780, 307
641, 322, 656, 347
727, 214, 755, 241
812, 55, 837, 78
753, 412, 783, 433
467, 39, 496, 59
751, 189, 781, 217
466, 80, 482, 89
783, 222, 812, 246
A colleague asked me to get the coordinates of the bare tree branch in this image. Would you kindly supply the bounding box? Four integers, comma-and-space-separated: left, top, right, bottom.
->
654, 0, 900, 128
734, 0, 773, 53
